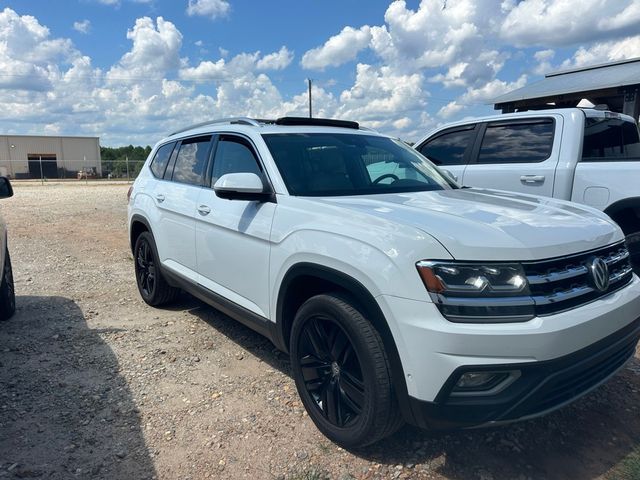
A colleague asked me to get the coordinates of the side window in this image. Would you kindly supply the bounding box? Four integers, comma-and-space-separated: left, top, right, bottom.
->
149, 142, 175, 178
477, 119, 554, 164
171, 136, 212, 186
582, 118, 640, 161
211, 136, 262, 183
418, 127, 475, 166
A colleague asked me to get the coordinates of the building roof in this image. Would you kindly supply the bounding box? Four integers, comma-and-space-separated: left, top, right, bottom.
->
493, 57, 640, 106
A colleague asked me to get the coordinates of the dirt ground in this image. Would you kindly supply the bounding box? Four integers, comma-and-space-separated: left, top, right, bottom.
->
1, 183, 640, 480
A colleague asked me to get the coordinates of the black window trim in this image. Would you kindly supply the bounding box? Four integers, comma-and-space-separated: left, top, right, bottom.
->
208, 131, 275, 194
469, 117, 557, 165
416, 124, 480, 167
149, 141, 177, 179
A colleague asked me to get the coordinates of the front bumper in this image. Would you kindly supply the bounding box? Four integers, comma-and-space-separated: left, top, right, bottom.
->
377, 275, 640, 428
407, 315, 640, 429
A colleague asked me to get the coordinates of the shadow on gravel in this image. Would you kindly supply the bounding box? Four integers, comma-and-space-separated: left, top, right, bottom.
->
183, 296, 640, 480
183, 296, 292, 377
0, 296, 156, 480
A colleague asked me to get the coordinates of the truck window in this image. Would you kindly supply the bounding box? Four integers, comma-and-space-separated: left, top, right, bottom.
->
582, 118, 640, 161
418, 126, 475, 166
477, 119, 554, 164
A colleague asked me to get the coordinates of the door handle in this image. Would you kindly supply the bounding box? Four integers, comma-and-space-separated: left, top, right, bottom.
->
197, 205, 211, 216
520, 175, 545, 185
156, 193, 165, 203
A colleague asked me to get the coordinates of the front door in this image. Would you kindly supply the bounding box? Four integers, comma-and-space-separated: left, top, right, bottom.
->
195, 134, 276, 318
462, 117, 561, 197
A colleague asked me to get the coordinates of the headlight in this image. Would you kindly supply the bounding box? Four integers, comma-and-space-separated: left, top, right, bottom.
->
416, 261, 535, 323
416, 261, 529, 296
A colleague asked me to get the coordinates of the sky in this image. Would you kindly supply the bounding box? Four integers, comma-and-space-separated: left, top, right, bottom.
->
1, 0, 639, 146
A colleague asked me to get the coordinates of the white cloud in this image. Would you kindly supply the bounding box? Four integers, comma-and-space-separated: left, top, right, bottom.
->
180, 47, 293, 82
256, 46, 294, 71
186, 0, 230, 20
533, 49, 555, 75
107, 17, 183, 84
4, 0, 640, 146
459, 74, 528, 104
438, 101, 464, 119
73, 20, 91, 34
562, 35, 640, 68
301, 26, 372, 70
500, 0, 640, 47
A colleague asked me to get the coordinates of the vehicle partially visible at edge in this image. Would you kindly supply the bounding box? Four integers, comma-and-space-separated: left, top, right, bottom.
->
0, 176, 15, 321
414, 107, 640, 272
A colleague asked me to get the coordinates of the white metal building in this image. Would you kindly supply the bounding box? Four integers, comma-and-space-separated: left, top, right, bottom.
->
0, 135, 101, 179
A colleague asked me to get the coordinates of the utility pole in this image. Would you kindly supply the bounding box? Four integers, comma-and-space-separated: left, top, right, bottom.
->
307, 78, 313, 118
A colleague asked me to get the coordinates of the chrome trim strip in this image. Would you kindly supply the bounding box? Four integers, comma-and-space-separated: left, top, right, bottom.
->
527, 265, 588, 285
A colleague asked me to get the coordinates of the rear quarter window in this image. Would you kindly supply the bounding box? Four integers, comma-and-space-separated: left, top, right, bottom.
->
149, 142, 175, 178
582, 118, 640, 161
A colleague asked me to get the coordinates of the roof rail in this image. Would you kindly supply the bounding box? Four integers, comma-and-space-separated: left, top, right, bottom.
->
169, 117, 261, 136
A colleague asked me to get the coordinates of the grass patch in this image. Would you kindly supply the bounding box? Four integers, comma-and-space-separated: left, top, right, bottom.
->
608, 447, 640, 480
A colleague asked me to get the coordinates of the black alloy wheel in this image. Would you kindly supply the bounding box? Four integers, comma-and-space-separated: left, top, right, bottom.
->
133, 231, 179, 306
290, 293, 402, 448
136, 237, 156, 298
297, 315, 365, 428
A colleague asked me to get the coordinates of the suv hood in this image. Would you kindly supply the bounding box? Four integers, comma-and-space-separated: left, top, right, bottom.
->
314, 188, 621, 261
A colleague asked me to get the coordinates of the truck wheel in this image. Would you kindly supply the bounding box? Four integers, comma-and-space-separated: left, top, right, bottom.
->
627, 232, 640, 275
0, 249, 16, 321
290, 293, 402, 448
134, 232, 180, 306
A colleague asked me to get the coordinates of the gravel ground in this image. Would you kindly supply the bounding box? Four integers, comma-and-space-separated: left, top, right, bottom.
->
1, 183, 639, 480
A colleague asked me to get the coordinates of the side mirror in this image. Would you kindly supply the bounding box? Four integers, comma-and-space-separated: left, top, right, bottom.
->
0, 177, 13, 199
213, 173, 272, 202
441, 169, 458, 183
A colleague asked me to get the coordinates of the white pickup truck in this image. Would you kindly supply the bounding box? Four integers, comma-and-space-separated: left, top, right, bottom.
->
415, 107, 640, 271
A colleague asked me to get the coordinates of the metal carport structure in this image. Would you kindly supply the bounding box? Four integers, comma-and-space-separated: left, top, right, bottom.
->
493, 57, 640, 120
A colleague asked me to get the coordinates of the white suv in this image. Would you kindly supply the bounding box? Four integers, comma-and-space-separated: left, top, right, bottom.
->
128, 117, 640, 447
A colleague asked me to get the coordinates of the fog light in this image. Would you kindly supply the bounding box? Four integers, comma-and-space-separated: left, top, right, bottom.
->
452, 370, 521, 396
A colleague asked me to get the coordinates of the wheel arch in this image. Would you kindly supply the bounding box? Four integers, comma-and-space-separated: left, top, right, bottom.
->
604, 197, 640, 235
129, 214, 152, 253
275, 262, 412, 417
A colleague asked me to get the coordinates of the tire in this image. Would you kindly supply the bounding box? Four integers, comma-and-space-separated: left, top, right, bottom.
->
0, 249, 16, 321
290, 293, 403, 448
627, 231, 640, 275
134, 231, 180, 306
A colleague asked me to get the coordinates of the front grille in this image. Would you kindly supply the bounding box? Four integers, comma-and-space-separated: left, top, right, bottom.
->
522, 241, 634, 316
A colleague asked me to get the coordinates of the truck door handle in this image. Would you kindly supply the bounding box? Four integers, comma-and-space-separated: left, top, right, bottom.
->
520, 175, 545, 185
156, 193, 165, 203
197, 205, 211, 216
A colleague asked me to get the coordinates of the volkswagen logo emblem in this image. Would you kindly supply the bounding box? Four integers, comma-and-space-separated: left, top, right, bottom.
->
588, 257, 610, 292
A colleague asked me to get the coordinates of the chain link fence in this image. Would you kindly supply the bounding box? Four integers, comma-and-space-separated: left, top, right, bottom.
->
0, 157, 146, 183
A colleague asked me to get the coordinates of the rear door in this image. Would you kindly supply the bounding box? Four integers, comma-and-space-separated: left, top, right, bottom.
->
416, 124, 477, 182
194, 133, 276, 318
153, 135, 213, 278
462, 117, 561, 197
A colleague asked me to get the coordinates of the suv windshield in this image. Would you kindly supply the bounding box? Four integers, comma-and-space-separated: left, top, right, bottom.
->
582, 117, 640, 161
262, 133, 454, 196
